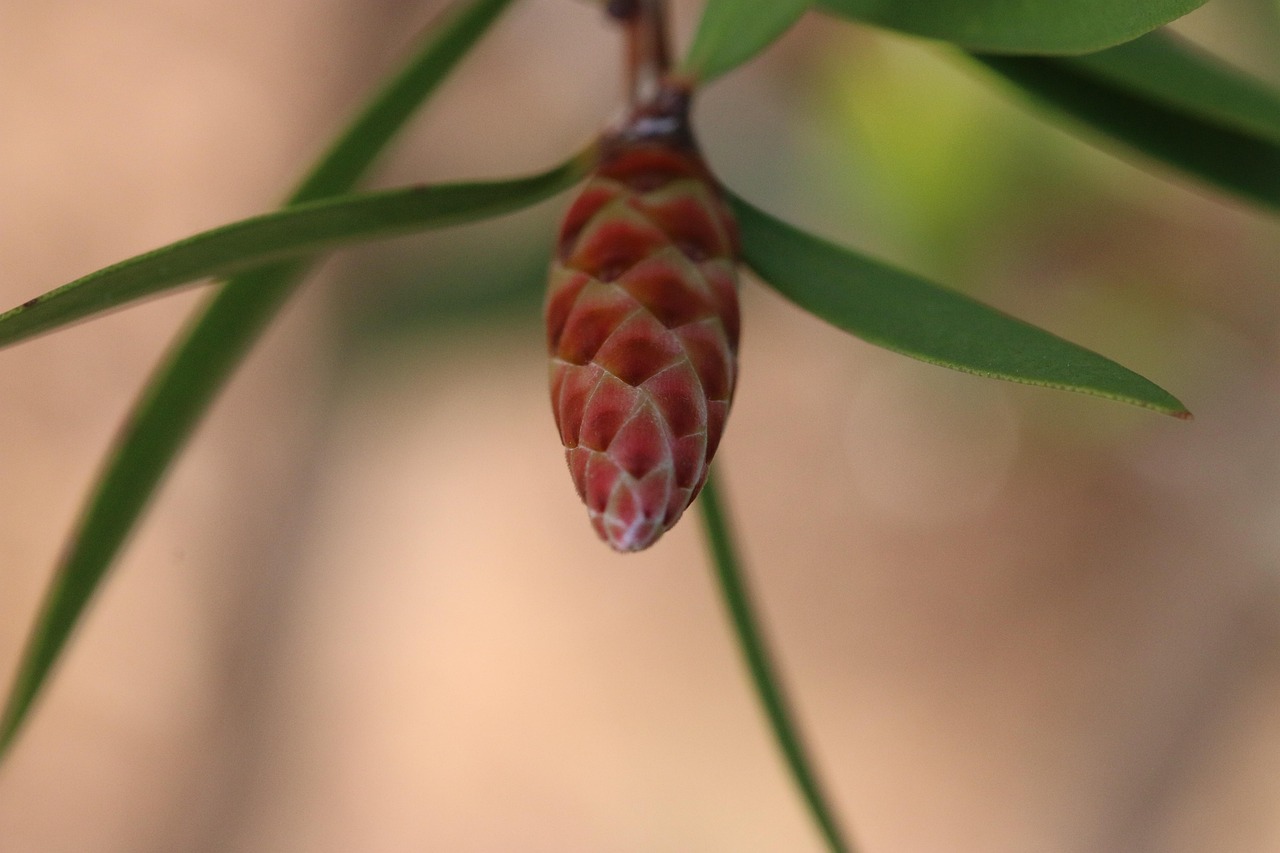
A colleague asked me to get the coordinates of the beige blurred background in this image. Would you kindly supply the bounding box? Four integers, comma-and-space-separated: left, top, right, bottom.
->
3, 1, 1280, 850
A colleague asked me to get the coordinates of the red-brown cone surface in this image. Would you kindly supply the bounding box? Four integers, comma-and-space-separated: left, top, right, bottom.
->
546, 132, 740, 552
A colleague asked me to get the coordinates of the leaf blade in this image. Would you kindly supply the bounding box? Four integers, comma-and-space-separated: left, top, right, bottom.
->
729, 192, 1189, 417
973, 60, 1280, 213
972, 36, 1280, 213
0, 0, 519, 760
818, 0, 1208, 55
0, 160, 591, 351
682, 0, 810, 82
1060, 31, 1280, 144
698, 472, 857, 853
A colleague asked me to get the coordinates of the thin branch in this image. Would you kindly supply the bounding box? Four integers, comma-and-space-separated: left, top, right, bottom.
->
608, 0, 670, 107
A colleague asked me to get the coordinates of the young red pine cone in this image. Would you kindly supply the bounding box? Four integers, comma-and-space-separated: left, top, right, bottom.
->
546, 104, 740, 552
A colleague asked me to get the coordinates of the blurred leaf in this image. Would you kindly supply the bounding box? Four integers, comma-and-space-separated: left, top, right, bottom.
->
729, 191, 1189, 417
1063, 31, 1280, 142
0, 158, 592, 352
0, 0, 519, 760
698, 472, 855, 853
334, 212, 556, 344
974, 40, 1280, 213
818, 0, 1208, 54
817, 34, 1022, 266
682, 0, 809, 81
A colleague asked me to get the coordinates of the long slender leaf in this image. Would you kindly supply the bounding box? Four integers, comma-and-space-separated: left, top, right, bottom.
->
0, 160, 592, 352
1061, 31, 1280, 143
0, 0, 519, 759
729, 191, 1189, 417
698, 472, 857, 853
681, 0, 810, 82
818, 0, 1208, 54
973, 40, 1280, 213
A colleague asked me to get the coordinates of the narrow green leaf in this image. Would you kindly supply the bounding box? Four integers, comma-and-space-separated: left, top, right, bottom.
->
0, 159, 592, 352
698, 472, 857, 853
1062, 31, 1280, 144
0, 0, 518, 760
973, 40, 1280, 212
729, 192, 1189, 417
818, 0, 1208, 54
681, 0, 809, 82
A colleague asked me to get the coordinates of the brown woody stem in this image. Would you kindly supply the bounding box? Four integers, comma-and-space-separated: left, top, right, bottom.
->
609, 0, 670, 108
602, 0, 694, 152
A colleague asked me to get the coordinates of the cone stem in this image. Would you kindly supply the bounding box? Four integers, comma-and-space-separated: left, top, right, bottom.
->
609, 0, 670, 108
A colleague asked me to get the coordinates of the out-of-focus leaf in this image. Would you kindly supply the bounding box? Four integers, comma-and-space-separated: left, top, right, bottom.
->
729, 191, 1189, 417
0, 158, 592, 352
1062, 31, 1280, 143
682, 0, 809, 81
974, 44, 1280, 213
0, 0, 518, 761
818, 0, 1208, 54
698, 472, 855, 853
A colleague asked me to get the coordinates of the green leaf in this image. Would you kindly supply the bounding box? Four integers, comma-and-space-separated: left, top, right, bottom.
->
1061, 31, 1280, 144
0, 0, 519, 760
0, 160, 591, 352
698, 472, 856, 853
973, 37, 1280, 212
682, 0, 810, 82
729, 192, 1189, 417
818, 0, 1208, 54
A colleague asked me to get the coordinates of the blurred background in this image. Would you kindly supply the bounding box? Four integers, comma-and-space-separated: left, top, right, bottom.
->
2, 0, 1280, 850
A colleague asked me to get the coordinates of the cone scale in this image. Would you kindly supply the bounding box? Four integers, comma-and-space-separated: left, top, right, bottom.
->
546, 91, 739, 551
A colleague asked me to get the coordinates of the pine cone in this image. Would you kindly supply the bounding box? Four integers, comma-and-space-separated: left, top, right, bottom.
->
546, 127, 740, 552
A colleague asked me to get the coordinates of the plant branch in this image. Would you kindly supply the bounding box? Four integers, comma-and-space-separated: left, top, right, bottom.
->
609, 0, 670, 107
